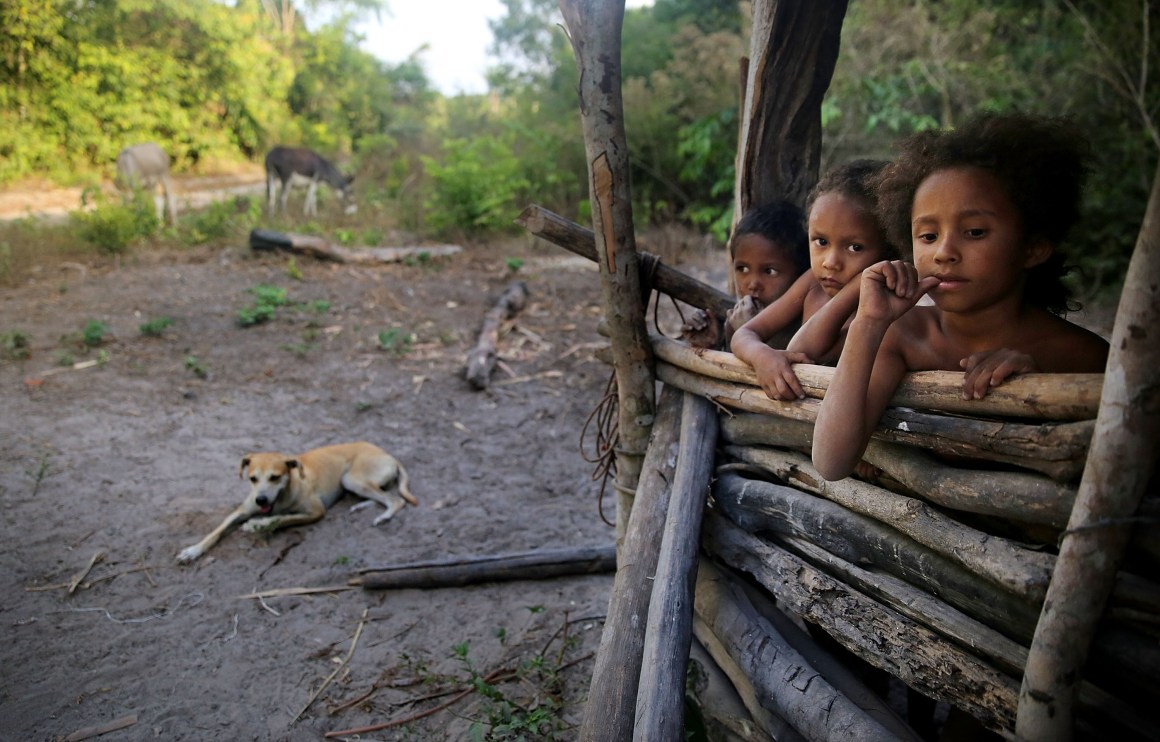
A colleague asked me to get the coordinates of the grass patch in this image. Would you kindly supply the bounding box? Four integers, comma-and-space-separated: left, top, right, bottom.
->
139, 316, 174, 337
376, 328, 413, 355
1, 330, 32, 360
237, 284, 289, 327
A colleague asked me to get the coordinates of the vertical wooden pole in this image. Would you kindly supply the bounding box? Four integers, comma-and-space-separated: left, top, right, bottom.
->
558, 0, 655, 544
633, 393, 718, 740
1016, 163, 1160, 739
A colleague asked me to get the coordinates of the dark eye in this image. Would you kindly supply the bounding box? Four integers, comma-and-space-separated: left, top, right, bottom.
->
966, 228, 986, 238
847, 243, 864, 253
812, 237, 828, 248
763, 267, 779, 276
735, 265, 749, 273
915, 232, 936, 243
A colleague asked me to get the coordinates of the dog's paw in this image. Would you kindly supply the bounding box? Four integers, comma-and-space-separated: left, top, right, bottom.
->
176, 545, 202, 563
372, 509, 397, 526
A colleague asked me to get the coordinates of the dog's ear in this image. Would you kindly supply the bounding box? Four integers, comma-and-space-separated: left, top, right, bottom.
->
286, 459, 300, 476
239, 456, 251, 478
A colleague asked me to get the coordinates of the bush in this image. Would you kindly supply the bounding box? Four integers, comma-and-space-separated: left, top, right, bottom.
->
422, 136, 530, 233
182, 196, 261, 245
72, 192, 159, 253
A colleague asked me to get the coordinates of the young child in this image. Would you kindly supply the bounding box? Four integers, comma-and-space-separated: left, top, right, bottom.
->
731, 159, 894, 400
812, 113, 1110, 482
681, 200, 808, 349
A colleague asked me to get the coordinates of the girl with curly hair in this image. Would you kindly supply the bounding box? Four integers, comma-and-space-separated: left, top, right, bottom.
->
812, 113, 1109, 482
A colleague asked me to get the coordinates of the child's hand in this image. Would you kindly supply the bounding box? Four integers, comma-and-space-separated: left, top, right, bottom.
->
960, 349, 1037, 399
753, 348, 814, 400
680, 308, 722, 349
725, 295, 766, 332
857, 260, 939, 324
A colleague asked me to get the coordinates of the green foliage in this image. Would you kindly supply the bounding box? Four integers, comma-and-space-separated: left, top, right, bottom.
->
138, 316, 173, 337
183, 355, 208, 379
72, 192, 159, 253
422, 135, 531, 233
237, 284, 288, 327
181, 196, 261, 246
1, 330, 32, 360
82, 319, 108, 347
376, 328, 413, 355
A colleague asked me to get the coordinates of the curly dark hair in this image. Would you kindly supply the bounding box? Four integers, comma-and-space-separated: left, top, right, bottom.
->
806, 158, 899, 258
873, 112, 1091, 315
730, 199, 809, 275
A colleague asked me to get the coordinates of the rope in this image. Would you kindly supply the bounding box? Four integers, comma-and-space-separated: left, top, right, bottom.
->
580, 371, 619, 526
64, 592, 204, 624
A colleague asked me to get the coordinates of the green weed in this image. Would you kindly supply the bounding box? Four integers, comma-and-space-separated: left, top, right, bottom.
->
72, 191, 159, 253
505, 257, 524, 273
184, 355, 208, 379
237, 284, 288, 327
82, 319, 108, 347
1, 330, 31, 360
139, 316, 174, 337
377, 328, 413, 355
286, 257, 303, 281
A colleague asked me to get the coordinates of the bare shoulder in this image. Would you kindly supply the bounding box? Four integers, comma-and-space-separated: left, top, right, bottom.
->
1030, 310, 1110, 372
883, 306, 953, 371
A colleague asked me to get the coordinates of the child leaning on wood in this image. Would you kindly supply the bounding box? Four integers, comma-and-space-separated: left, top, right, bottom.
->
812, 112, 1110, 482
680, 200, 808, 350
731, 159, 896, 400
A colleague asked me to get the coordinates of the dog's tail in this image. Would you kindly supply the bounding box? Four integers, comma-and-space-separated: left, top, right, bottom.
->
397, 462, 418, 506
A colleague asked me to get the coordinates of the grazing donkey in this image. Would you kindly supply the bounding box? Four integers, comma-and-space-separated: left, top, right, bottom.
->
265, 146, 356, 217
115, 143, 178, 224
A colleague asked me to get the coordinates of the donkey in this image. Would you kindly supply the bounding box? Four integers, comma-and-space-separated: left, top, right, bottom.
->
265, 146, 356, 217
115, 143, 178, 224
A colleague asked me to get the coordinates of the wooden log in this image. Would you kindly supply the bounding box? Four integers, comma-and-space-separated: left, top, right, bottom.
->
701, 511, 1020, 733
352, 544, 615, 590
559, 0, 655, 547
723, 444, 1055, 603
250, 228, 461, 263
635, 393, 718, 741
464, 280, 529, 390
672, 366, 1091, 481
652, 333, 1103, 421
712, 471, 1042, 641
515, 204, 736, 318
580, 385, 683, 742
861, 439, 1076, 528
1018, 160, 1160, 740
690, 623, 806, 742
693, 561, 901, 742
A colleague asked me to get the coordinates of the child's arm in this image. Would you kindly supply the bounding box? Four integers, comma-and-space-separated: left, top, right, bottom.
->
813, 261, 937, 480
730, 273, 815, 400
786, 279, 861, 363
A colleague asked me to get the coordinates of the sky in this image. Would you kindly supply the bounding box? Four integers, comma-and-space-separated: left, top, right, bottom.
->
357, 1, 653, 96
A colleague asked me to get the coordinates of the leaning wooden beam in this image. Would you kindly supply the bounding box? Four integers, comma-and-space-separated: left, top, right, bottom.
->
635, 393, 718, 740
694, 560, 900, 742
351, 544, 615, 590
465, 280, 529, 390
250, 228, 461, 264
559, 0, 655, 545
515, 204, 736, 318
701, 511, 1020, 733
652, 334, 1102, 421
712, 471, 1042, 641
666, 364, 1091, 482
1017, 161, 1160, 740
724, 444, 1055, 603
581, 385, 683, 742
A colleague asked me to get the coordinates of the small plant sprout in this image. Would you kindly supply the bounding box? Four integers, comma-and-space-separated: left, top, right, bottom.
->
0, 330, 31, 360
184, 355, 208, 379
376, 328, 413, 355
505, 257, 524, 273
139, 316, 173, 337
82, 319, 109, 347
286, 257, 303, 281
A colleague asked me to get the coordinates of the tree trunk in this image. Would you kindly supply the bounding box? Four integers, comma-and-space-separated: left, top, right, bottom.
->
735, 0, 849, 213
580, 385, 683, 742
634, 394, 718, 740
1017, 163, 1160, 739
559, 0, 655, 544
249, 228, 461, 263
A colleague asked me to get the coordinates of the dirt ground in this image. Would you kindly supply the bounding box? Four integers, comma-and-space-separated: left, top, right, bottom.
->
0, 185, 727, 741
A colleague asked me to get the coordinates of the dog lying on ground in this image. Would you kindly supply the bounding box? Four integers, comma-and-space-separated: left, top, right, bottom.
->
176, 442, 417, 563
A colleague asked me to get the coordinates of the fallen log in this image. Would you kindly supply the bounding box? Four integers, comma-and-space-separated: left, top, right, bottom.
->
635, 393, 718, 741
701, 511, 1020, 734
652, 334, 1102, 421
250, 228, 462, 264
464, 280, 529, 390
724, 444, 1055, 602
581, 385, 683, 742
712, 471, 1042, 641
672, 366, 1091, 481
352, 544, 615, 590
515, 204, 736, 319
694, 561, 901, 742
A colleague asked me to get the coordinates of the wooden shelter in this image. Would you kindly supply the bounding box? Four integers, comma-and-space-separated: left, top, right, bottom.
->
524, 1, 1160, 739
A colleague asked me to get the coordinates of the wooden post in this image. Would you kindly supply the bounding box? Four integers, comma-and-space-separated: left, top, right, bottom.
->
734, 0, 849, 214
1017, 164, 1160, 739
580, 385, 683, 742
634, 393, 718, 740
559, 0, 655, 543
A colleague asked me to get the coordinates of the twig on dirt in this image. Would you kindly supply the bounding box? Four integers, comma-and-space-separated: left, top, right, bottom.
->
258, 533, 303, 579
60, 713, 137, 742
70, 529, 96, 549
40, 359, 100, 377
293, 608, 369, 724
324, 666, 514, 738
68, 551, 106, 595
494, 369, 565, 387
65, 592, 203, 624
256, 593, 281, 617
223, 614, 239, 642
